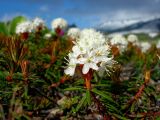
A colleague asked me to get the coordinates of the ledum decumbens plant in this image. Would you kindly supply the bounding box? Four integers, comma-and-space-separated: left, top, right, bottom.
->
64, 29, 116, 118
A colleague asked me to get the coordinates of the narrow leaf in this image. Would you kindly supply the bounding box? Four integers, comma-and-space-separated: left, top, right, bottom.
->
76, 94, 86, 112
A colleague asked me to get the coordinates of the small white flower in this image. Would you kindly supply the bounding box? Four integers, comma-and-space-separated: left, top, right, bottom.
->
64, 60, 76, 76
127, 34, 138, 44
92, 46, 111, 63
78, 52, 99, 74
156, 40, 160, 49
44, 33, 52, 39
72, 45, 86, 57
98, 61, 114, 77
32, 17, 45, 29
67, 28, 81, 39
51, 18, 68, 30
16, 21, 33, 34
77, 29, 106, 50
139, 42, 151, 53
148, 33, 158, 38
64, 53, 77, 76
110, 34, 128, 53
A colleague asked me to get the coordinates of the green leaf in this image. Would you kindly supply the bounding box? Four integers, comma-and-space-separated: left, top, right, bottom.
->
76, 94, 86, 112
130, 101, 135, 113
86, 90, 91, 105
42, 54, 51, 63
94, 84, 110, 87
92, 88, 113, 102
64, 87, 85, 91
9, 16, 27, 35
0, 22, 8, 35
105, 103, 120, 113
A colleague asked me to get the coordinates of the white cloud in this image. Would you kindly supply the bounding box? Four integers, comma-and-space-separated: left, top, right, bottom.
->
101, 10, 159, 21
94, 10, 160, 29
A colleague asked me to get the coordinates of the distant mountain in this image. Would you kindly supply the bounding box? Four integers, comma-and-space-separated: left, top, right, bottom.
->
97, 17, 160, 33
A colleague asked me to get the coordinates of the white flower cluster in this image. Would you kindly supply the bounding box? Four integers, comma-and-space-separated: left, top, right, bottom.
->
148, 33, 158, 38
16, 17, 45, 34
127, 34, 138, 44
156, 40, 160, 49
32, 17, 45, 29
110, 34, 128, 53
67, 28, 81, 39
65, 29, 113, 76
138, 42, 151, 53
16, 21, 33, 34
51, 18, 68, 30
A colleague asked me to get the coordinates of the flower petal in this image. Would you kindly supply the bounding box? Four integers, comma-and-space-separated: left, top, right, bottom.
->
82, 63, 90, 74
64, 66, 76, 76
90, 63, 99, 71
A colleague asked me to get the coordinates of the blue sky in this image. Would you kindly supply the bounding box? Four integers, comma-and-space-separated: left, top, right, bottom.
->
0, 0, 160, 28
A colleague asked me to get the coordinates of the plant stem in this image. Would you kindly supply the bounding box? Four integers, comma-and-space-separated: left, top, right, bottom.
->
83, 69, 93, 90
124, 70, 150, 113
85, 78, 91, 90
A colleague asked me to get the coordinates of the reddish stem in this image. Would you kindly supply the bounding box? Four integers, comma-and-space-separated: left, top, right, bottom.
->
124, 70, 150, 112
20, 32, 29, 40
83, 70, 93, 90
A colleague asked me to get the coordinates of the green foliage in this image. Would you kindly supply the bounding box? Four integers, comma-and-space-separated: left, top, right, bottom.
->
92, 88, 113, 102
0, 16, 26, 35
76, 94, 87, 112
0, 22, 8, 35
